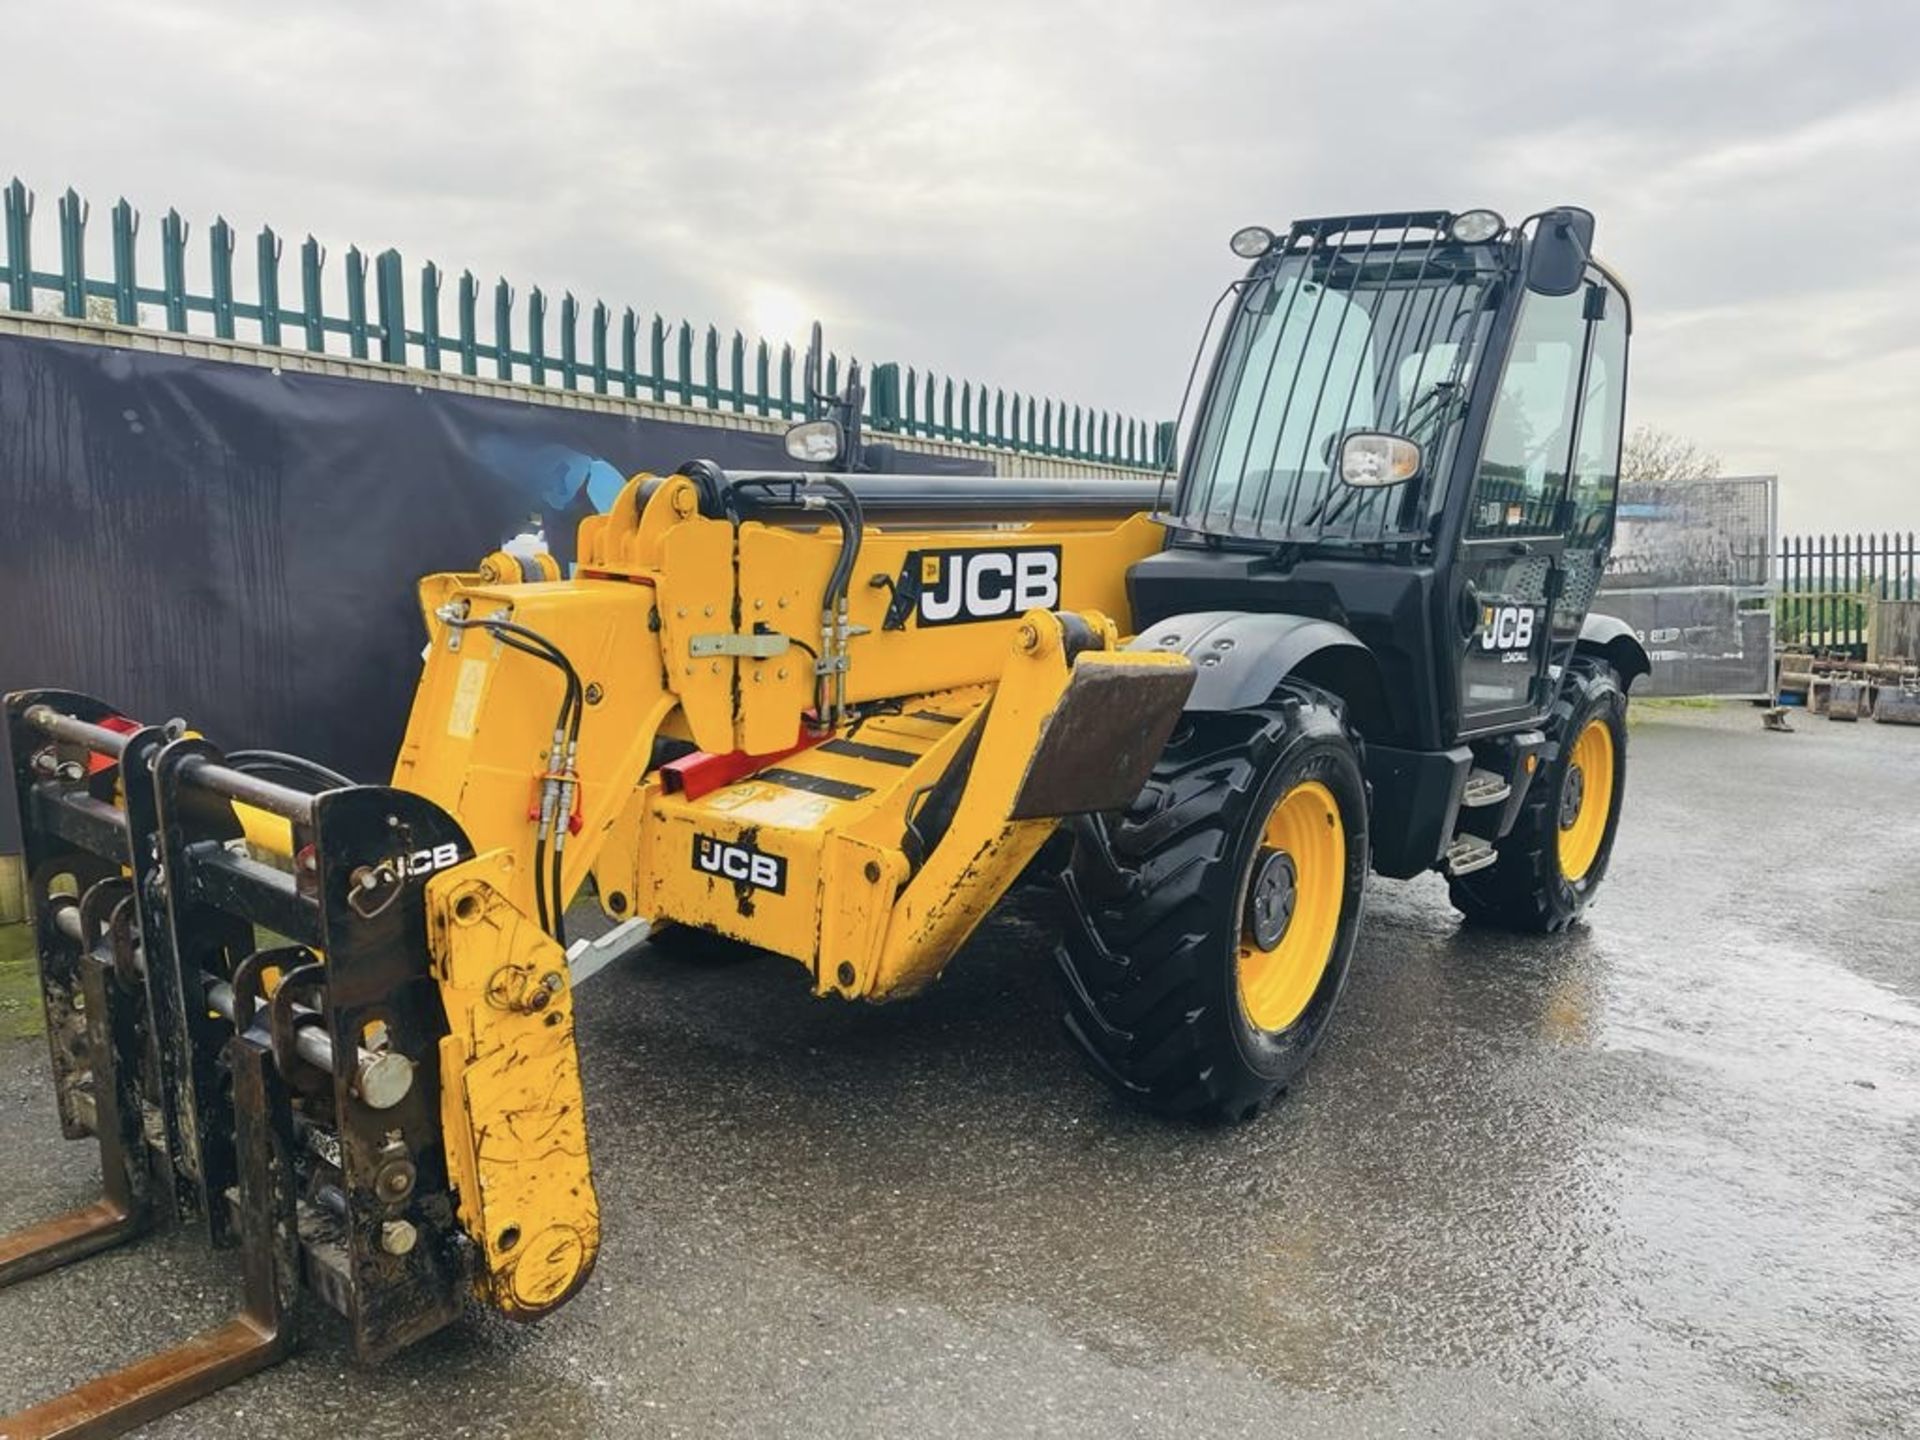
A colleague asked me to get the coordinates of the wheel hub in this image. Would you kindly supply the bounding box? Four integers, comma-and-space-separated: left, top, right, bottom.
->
1559, 762, 1586, 830
1247, 847, 1298, 950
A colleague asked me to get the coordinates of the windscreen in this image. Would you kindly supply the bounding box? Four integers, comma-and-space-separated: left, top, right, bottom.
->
1176, 237, 1502, 545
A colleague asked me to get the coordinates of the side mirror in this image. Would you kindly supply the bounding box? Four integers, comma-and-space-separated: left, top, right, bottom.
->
785, 417, 845, 467
1526, 206, 1595, 297
1338, 432, 1421, 488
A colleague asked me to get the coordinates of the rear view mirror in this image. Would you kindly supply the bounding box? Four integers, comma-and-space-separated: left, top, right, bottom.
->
785, 417, 845, 466
1526, 207, 1595, 296
1338, 432, 1421, 488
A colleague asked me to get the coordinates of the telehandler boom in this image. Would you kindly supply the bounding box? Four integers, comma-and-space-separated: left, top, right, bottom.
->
1, 206, 1646, 1436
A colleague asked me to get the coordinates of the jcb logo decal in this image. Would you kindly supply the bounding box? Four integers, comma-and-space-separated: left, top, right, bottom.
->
915, 546, 1061, 627
1480, 604, 1538, 653
693, 834, 787, 894
395, 842, 464, 877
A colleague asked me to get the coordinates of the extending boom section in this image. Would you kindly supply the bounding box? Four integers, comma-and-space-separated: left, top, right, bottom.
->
394, 467, 1191, 997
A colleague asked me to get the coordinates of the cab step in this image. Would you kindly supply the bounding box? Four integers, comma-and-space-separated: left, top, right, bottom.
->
1460, 768, 1512, 808
1443, 833, 1498, 877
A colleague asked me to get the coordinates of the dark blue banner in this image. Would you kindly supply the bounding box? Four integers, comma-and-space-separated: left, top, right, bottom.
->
0, 334, 986, 844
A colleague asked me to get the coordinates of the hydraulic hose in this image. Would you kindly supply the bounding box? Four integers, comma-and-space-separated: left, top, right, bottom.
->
811, 474, 864, 623
226, 749, 356, 793
436, 610, 584, 943
720, 468, 866, 726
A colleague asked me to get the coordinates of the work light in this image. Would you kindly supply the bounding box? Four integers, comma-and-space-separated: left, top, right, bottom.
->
1229, 225, 1276, 259
1449, 209, 1505, 243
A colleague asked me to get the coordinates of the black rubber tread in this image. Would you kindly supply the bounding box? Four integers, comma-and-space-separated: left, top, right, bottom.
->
1054, 682, 1371, 1123
1449, 658, 1628, 933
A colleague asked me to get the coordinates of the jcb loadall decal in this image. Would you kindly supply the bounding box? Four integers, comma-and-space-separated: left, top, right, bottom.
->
1481, 603, 1540, 663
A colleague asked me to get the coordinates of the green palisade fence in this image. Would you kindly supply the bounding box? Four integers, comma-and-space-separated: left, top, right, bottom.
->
0, 177, 1176, 471
1776, 530, 1920, 655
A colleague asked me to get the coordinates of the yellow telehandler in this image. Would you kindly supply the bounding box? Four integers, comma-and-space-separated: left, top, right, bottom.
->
0, 207, 1646, 1436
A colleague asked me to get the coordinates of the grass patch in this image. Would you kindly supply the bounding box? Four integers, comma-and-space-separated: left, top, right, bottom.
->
1634, 696, 1725, 711
1626, 695, 1737, 731
0, 922, 43, 1040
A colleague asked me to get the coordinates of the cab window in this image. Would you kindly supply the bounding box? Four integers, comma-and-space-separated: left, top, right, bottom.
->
1566, 287, 1627, 553
1467, 285, 1589, 538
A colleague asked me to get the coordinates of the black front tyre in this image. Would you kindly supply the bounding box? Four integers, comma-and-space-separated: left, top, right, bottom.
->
1055, 683, 1371, 1123
1450, 658, 1628, 933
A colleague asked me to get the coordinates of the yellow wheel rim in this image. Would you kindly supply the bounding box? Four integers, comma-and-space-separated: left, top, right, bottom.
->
1556, 718, 1615, 883
1236, 780, 1345, 1033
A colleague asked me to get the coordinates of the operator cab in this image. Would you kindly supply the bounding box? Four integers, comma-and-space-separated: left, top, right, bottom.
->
1128, 207, 1633, 753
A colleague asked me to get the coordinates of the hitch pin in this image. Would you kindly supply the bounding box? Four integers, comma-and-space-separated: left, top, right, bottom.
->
52, 891, 411, 1108
203, 978, 415, 1109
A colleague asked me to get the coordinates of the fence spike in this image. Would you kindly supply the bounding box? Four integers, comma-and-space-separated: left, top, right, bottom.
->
374, 248, 405, 363
343, 245, 371, 359
256, 226, 283, 346
729, 330, 745, 413
526, 287, 547, 384
755, 338, 770, 416
493, 278, 514, 380
620, 306, 638, 398
419, 261, 442, 370
456, 271, 479, 375
1819, 534, 1829, 648
209, 215, 239, 338
300, 236, 325, 351
779, 341, 793, 416
111, 199, 140, 326
2, 178, 33, 311
650, 315, 667, 401
57, 186, 89, 319
558, 291, 580, 390
161, 208, 189, 332
591, 299, 609, 395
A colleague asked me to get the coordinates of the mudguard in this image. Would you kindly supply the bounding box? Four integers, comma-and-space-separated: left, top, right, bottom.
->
1575, 612, 1651, 688
1129, 611, 1388, 725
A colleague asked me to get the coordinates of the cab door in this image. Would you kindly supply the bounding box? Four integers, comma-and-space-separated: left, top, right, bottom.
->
1453, 279, 1607, 733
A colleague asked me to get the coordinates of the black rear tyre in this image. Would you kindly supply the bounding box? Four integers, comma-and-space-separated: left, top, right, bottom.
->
1450, 658, 1628, 933
1055, 683, 1370, 1122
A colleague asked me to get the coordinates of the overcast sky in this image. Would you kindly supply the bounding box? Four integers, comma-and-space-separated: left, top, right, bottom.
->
8, 0, 1918, 532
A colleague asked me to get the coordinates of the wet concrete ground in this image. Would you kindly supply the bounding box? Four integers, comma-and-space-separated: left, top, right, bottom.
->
2, 704, 1917, 1437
